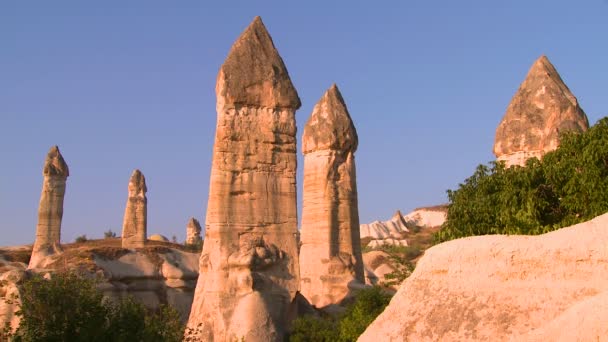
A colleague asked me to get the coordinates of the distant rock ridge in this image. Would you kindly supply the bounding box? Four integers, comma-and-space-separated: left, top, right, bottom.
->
187, 16, 301, 342
300, 84, 365, 308
493, 55, 589, 167
29, 146, 69, 269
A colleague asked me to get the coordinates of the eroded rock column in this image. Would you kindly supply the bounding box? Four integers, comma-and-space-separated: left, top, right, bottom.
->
121, 169, 147, 248
186, 217, 202, 245
494, 55, 589, 167
187, 16, 301, 342
299, 84, 364, 308
29, 146, 69, 268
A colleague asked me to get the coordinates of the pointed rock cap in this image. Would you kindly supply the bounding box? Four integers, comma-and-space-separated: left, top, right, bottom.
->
493, 55, 589, 157
43, 145, 69, 177
216, 16, 301, 109
187, 217, 202, 231
128, 169, 147, 194
303, 84, 358, 154
392, 210, 407, 226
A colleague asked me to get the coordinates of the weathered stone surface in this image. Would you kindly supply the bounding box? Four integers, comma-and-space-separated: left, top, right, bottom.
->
494, 55, 589, 167
121, 169, 147, 248
186, 217, 202, 245
299, 84, 364, 308
360, 210, 410, 240
358, 213, 608, 341
29, 146, 69, 269
187, 16, 301, 342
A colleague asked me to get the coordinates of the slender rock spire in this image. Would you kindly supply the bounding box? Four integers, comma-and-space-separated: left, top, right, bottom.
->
185, 217, 202, 245
300, 84, 365, 308
187, 16, 301, 341
29, 146, 69, 268
121, 169, 147, 248
494, 55, 589, 167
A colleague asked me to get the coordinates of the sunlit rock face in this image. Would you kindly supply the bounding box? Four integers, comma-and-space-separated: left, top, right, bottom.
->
299, 84, 365, 308
358, 213, 608, 341
185, 217, 202, 245
29, 146, 69, 269
187, 16, 301, 342
121, 169, 147, 249
493, 55, 589, 167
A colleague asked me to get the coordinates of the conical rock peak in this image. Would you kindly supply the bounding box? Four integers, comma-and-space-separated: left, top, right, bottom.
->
216, 16, 301, 109
303, 84, 358, 154
43, 146, 69, 177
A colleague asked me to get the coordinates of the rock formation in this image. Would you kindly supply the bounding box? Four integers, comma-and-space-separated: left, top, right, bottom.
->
360, 210, 410, 241
29, 146, 69, 269
187, 16, 301, 341
494, 55, 589, 167
121, 169, 147, 249
185, 217, 202, 245
299, 84, 365, 308
358, 212, 608, 341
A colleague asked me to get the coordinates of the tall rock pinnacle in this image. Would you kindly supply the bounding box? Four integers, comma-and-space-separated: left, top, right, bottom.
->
300, 84, 365, 308
121, 169, 147, 248
493, 55, 589, 167
29, 146, 69, 268
187, 16, 301, 341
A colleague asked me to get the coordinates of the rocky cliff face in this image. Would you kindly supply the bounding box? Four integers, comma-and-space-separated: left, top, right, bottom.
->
122, 170, 147, 248
299, 84, 364, 308
0, 241, 200, 332
493, 55, 589, 167
29, 146, 69, 269
187, 16, 301, 342
358, 213, 608, 341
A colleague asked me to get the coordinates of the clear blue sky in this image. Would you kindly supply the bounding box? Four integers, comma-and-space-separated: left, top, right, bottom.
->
1, 1, 607, 246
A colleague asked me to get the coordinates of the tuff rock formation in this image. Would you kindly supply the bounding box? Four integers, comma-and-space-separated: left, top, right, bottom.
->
185, 217, 202, 245
187, 17, 301, 342
299, 84, 365, 308
358, 212, 608, 341
29, 146, 69, 269
121, 169, 147, 248
494, 55, 589, 167
360, 210, 410, 240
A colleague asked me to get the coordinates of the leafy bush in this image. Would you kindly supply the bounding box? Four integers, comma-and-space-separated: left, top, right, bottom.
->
6, 271, 184, 341
103, 230, 117, 238
75, 235, 88, 243
183, 240, 203, 253
289, 286, 392, 342
437, 117, 608, 242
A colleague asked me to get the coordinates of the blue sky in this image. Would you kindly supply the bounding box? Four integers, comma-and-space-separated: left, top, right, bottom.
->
1, 1, 607, 246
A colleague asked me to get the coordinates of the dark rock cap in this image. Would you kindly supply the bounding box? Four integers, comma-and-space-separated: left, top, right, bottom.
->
129, 169, 147, 193
188, 217, 201, 230
216, 16, 301, 109
303, 84, 358, 154
493, 55, 589, 157
43, 145, 69, 177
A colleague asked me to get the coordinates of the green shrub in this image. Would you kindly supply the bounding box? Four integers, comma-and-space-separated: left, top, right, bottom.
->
289, 286, 392, 342
75, 235, 88, 243
103, 230, 117, 238
7, 271, 184, 341
437, 117, 608, 242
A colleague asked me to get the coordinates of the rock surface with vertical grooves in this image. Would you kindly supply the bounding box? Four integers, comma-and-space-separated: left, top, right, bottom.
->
187, 16, 301, 342
29, 146, 69, 269
299, 84, 365, 308
121, 169, 147, 249
185, 217, 202, 245
493, 55, 589, 167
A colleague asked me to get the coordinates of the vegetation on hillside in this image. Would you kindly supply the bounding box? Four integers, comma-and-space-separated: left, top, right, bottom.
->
2, 272, 184, 342
437, 117, 608, 242
289, 286, 392, 342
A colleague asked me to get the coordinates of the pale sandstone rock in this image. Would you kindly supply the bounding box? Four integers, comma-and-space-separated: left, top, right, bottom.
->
494, 55, 589, 167
148, 234, 168, 242
366, 238, 407, 249
299, 84, 364, 308
358, 213, 608, 341
360, 210, 409, 240
187, 16, 301, 342
122, 169, 147, 248
403, 205, 447, 228
0, 257, 27, 333
186, 217, 202, 245
29, 146, 69, 269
